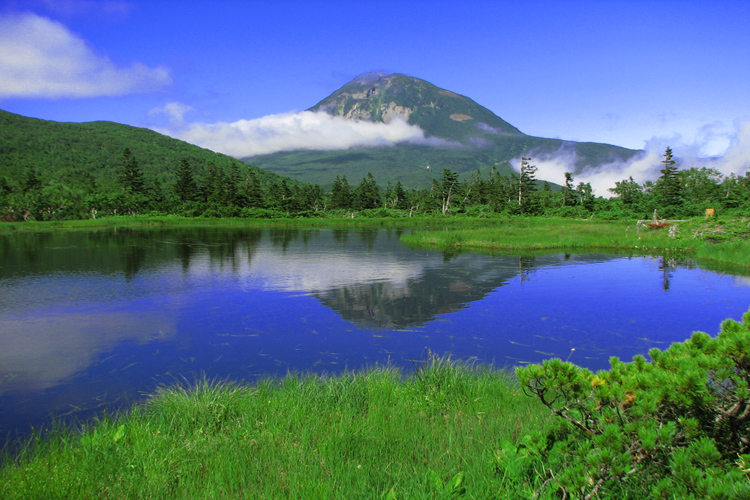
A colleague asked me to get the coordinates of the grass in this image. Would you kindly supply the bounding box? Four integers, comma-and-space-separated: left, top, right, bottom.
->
0, 358, 550, 499
3, 216, 749, 497
400, 217, 750, 268
0, 214, 482, 233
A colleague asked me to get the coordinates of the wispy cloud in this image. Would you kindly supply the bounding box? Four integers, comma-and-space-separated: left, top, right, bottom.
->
512, 121, 750, 197
148, 102, 195, 126
0, 12, 170, 99
152, 108, 439, 158
32, 0, 135, 19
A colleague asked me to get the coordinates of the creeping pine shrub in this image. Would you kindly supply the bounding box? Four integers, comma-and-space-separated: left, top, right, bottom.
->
516, 308, 750, 499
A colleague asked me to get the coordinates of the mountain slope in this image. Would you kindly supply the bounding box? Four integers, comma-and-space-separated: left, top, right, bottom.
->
0, 109, 284, 193
245, 72, 638, 188
310, 72, 523, 141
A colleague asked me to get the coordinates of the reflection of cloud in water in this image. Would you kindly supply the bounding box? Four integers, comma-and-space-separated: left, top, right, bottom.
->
188, 249, 434, 293
0, 309, 176, 394
733, 276, 750, 288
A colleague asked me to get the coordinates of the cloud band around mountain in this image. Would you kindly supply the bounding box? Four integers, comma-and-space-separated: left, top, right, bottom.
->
517, 121, 750, 198
0, 12, 171, 99
152, 108, 440, 158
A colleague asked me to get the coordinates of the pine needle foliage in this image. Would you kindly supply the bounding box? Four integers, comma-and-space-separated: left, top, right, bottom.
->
516, 308, 750, 499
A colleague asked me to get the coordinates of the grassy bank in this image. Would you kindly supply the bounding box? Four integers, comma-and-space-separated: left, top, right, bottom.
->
399, 217, 750, 268
0, 214, 490, 233
0, 359, 549, 499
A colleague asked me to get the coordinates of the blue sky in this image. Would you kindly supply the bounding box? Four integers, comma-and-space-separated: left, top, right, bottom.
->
1, 0, 749, 191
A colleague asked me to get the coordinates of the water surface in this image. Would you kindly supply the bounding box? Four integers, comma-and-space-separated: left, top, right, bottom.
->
1, 226, 749, 441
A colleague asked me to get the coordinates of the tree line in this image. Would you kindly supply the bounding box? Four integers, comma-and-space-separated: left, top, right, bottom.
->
2, 147, 749, 222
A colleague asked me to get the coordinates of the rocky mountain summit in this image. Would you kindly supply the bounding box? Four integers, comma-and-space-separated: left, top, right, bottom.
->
246, 72, 639, 188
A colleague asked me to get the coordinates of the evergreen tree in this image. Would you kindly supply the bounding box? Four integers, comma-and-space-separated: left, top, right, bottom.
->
24, 168, 43, 194
174, 159, 199, 204
330, 175, 353, 209
518, 156, 538, 213
278, 179, 298, 212
518, 156, 537, 207
393, 181, 409, 210
298, 184, 324, 211
118, 148, 146, 194
485, 164, 509, 212
150, 177, 165, 208
225, 164, 242, 206
204, 162, 226, 205
355, 172, 381, 210
656, 147, 681, 207
0, 176, 13, 196
241, 169, 264, 208
576, 181, 594, 211
439, 168, 460, 215
562, 172, 575, 206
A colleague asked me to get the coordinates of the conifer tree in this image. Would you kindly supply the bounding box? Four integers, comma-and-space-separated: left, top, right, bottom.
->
174, 159, 198, 203
24, 168, 43, 194
242, 169, 264, 208
355, 172, 381, 210
393, 181, 409, 210
439, 168, 460, 214
118, 148, 146, 194
204, 162, 226, 205
330, 175, 353, 209
562, 172, 575, 206
656, 146, 681, 207
518, 156, 538, 213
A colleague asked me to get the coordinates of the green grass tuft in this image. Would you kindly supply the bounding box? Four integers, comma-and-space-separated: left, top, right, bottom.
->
0, 359, 549, 499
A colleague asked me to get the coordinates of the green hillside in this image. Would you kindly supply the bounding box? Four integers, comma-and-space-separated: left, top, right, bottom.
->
0, 109, 281, 193
245, 72, 639, 188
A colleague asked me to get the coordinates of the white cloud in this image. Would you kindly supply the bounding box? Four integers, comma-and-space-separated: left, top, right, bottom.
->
148, 101, 195, 126
514, 122, 750, 197
509, 147, 660, 198
701, 121, 750, 176
24, 0, 136, 19
0, 12, 171, 99
154, 110, 435, 158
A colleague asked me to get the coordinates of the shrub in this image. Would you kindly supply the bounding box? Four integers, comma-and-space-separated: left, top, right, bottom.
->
516, 308, 750, 498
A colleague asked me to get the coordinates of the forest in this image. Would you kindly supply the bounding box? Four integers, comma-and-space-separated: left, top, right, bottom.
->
2, 146, 749, 222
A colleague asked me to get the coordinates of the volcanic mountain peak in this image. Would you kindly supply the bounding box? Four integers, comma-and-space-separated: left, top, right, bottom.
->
308, 72, 523, 141
247, 72, 639, 189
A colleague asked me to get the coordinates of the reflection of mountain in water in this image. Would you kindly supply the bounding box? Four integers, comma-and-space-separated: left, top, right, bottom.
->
312, 252, 622, 329
0, 226, 632, 335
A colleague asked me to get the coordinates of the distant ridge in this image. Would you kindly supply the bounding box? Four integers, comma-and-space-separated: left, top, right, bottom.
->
0, 109, 284, 192
244, 72, 639, 188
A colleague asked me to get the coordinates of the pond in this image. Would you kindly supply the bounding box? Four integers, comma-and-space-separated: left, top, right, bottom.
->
1, 226, 750, 442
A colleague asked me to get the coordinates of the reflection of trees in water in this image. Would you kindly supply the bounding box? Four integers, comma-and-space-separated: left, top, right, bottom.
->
0, 232, 53, 272
519, 255, 536, 282
442, 250, 462, 263
357, 228, 378, 250
179, 228, 264, 274
177, 238, 193, 274
659, 256, 675, 291
269, 228, 300, 252
332, 229, 349, 246
657, 256, 700, 292
0, 227, 265, 279
123, 245, 146, 281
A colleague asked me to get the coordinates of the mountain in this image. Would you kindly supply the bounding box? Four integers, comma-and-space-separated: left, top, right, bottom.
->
0, 109, 284, 194
244, 72, 639, 188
